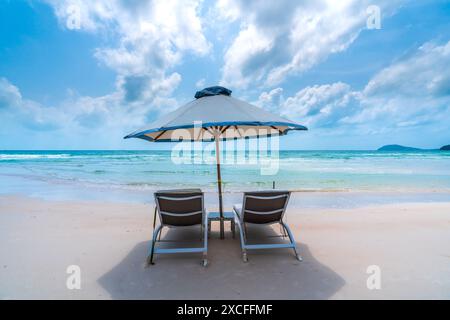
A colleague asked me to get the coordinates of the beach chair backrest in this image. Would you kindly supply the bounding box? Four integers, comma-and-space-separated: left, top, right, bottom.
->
155, 189, 204, 226
242, 191, 290, 224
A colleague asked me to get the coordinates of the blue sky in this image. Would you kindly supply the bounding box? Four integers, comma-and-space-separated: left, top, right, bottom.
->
0, 0, 449, 150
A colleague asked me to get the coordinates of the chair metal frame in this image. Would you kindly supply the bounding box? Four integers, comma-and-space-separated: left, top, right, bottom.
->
147, 192, 209, 267
233, 192, 302, 262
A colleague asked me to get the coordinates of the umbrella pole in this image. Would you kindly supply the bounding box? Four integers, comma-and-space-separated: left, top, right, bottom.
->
215, 136, 225, 239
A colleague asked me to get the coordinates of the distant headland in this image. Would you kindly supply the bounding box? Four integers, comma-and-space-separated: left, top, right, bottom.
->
377, 144, 450, 151
377, 144, 421, 151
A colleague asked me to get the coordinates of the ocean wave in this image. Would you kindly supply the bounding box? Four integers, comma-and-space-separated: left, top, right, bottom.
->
0, 154, 71, 160
0, 152, 168, 161
1, 150, 450, 194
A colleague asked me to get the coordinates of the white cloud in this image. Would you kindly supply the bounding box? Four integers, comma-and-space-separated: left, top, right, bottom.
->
4, 1, 448, 149
116, 72, 181, 105
2, 0, 214, 148
0, 78, 65, 131
195, 78, 206, 88
45, 0, 210, 107
364, 42, 450, 98
255, 87, 283, 112
218, 0, 403, 88
262, 40, 450, 135
0, 76, 178, 148
280, 82, 359, 128
344, 40, 450, 129
0, 77, 22, 109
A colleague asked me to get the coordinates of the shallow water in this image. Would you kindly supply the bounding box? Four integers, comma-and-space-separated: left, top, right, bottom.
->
1, 150, 450, 191
1, 150, 449, 207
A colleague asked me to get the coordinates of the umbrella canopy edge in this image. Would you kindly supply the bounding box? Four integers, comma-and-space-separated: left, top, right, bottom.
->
124, 121, 307, 141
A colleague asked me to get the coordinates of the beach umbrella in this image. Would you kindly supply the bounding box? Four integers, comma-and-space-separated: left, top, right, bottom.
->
124, 86, 307, 239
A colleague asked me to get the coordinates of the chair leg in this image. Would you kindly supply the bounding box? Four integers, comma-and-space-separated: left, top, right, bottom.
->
146, 225, 163, 266
281, 222, 302, 261
231, 219, 235, 239
243, 223, 248, 242
279, 224, 287, 238
208, 220, 211, 239
202, 217, 209, 267
240, 222, 248, 262
242, 251, 248, 263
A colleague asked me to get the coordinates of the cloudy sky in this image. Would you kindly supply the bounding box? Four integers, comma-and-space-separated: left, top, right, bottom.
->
1, 0, 449, 150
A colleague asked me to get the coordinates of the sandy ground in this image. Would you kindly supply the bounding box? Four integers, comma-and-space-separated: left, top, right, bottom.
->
0, 194, 449, 299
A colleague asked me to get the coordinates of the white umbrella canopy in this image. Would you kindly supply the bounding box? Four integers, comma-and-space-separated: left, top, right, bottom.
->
124, 88, 306, 142
124, 86, 307, 239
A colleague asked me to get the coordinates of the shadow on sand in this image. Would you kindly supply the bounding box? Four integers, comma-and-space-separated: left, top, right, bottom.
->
98, 225, 345, 299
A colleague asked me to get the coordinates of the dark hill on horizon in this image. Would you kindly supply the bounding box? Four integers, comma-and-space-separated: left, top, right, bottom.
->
377, 144, 422, 151
378, 144, 450, 151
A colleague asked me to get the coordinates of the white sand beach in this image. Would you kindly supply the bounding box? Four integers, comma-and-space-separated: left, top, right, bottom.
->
3, 0, 450, 304
1, 194, 449, 300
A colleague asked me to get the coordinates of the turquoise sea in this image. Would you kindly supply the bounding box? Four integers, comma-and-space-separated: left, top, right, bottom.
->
1, 150, 450, 207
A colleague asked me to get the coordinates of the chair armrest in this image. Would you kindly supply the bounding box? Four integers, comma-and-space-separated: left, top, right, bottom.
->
232, 207, 242, 225
232, 205, 242, 219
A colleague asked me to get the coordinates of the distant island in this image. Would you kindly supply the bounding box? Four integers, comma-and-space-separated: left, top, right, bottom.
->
377, 144, 450, 151
377, 144, 422, 151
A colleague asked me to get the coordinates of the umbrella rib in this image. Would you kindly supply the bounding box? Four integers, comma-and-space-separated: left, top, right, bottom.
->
214, 126, 222, 136
270, 125, 283, 135
153, 130, 166, 141
203, 127, 216, 139
234, 125, 243, 138
220, 125, 230, 135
